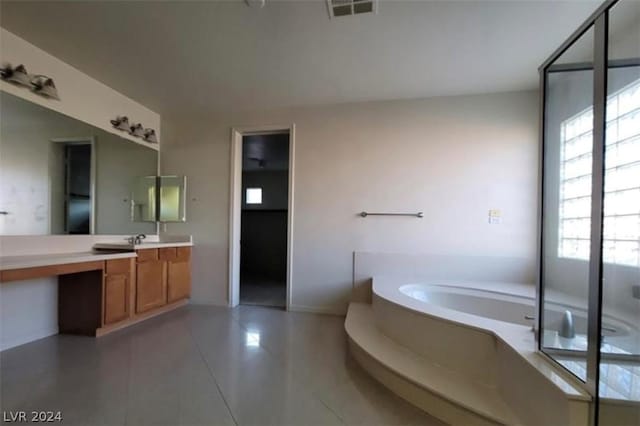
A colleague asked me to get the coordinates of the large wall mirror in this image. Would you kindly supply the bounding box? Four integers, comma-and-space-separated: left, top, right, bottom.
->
0, 91, 158, 235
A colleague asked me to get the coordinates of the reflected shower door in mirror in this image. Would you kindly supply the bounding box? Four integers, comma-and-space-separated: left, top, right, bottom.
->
159, 176, 186, 222
131, 176, 187, 223
599, 0, 640, 414
541, 25, 595, 382
132, 176, 157, 223
61, 141, 93, 234
0, 91, 158, 235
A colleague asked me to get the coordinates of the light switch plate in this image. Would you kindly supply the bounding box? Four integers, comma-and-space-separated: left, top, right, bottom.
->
488, 209, 501, 224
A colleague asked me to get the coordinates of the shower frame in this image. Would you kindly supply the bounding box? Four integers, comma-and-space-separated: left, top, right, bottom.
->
536, 0, 636, 422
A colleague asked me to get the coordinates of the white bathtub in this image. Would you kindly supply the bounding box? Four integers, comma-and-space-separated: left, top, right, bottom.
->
368, 278, 593, 425
399, 284, 535, 327
397, 283, 632, 341
371, 278, 639, 408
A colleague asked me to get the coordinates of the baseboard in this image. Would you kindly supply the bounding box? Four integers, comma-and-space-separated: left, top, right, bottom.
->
96, 299, 188, 337
0, 326, 59, 351
187, 301, 230, 307
288, 304, 346, 316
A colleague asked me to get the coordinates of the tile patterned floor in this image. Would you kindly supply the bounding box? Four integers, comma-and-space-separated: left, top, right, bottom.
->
0, 305, 446, 426
240, 282, 286, 309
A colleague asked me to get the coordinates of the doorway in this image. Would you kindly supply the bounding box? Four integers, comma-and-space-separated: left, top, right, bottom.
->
64, 144, 92, 234
229, 125, 295, 310
50, 137, 95, 234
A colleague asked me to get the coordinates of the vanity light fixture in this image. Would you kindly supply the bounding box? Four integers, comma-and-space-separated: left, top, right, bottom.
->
110, 116, 130, 131
30, 75, 60, 100
0, 64, 32, 87
1, 64, 60, 100
143, 128, 158, 144
129, 123, 144, 138
110, 116, 158, 143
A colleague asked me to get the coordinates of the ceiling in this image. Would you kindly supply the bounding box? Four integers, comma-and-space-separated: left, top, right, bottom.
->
0, 0, 601, 116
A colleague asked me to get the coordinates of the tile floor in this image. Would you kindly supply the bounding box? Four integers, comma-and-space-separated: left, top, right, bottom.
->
239, 283, 286, 309
0, 305, 446, 426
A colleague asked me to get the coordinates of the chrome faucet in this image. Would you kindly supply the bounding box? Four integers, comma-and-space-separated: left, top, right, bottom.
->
127, 234, 146, 245
559, 310, 575, 339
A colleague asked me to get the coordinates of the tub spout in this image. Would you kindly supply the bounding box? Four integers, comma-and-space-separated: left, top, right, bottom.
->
559, 310, 575, 339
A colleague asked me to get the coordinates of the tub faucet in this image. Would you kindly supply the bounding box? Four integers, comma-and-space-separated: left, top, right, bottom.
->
128, 234, 146, 245
559, 310, 575, 339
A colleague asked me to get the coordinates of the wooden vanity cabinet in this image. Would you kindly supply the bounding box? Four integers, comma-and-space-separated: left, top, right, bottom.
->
103, 258, 133, 325
2, 245, 191, 338
135, 248, 167, 313
168, 247, 191, 302
97, 245, 191, 335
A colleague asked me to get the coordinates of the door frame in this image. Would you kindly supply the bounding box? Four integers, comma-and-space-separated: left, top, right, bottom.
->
50, 136, 96, 234
228, 124, 295, 309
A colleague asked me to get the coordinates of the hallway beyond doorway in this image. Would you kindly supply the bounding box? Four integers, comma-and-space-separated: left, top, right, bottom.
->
239, 132, 289, 309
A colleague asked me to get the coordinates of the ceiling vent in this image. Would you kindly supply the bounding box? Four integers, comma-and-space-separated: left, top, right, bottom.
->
327, 0, 377, 18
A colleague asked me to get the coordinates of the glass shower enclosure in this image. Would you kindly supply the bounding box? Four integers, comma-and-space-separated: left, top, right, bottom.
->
539, 0, 639, 424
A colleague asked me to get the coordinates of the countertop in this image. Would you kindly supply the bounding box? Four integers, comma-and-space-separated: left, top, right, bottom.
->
0, 251, 137, 271
93, 241, 193, 250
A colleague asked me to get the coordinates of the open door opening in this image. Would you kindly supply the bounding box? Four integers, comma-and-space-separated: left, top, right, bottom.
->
239, 133, 289, 309
229, 125, 294, 310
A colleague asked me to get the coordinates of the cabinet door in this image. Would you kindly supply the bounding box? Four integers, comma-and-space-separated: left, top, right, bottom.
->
158, 247, 177, 261
136, 260, 166, 313
104, 274, 129, 324
167, 261, 191, 302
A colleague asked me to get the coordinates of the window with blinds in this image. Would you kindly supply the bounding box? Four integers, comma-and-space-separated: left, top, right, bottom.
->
559, 78, 640, 267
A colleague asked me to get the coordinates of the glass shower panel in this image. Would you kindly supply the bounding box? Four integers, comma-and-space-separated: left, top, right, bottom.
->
599, 0, 640, 420
541, 26, 595, 382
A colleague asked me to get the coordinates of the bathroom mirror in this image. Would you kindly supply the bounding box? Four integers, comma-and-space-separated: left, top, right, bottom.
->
131, 175, 187, 223
0, 91, 158, 235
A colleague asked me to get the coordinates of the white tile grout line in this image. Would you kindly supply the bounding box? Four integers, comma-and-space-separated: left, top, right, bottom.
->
229, 306, 348, 425
123, 333, 132, 426
186, 317, 240, 426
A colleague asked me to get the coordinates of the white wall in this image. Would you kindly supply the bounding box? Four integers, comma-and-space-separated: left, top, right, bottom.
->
161, 91, 539, 313
0, 277, 58, 350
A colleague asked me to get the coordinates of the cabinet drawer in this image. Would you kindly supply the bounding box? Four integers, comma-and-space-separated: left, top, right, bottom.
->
105, 258, 131, 275
136, 248, 158, 263
159, 247, 177, 261
176, 247, 191, 262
